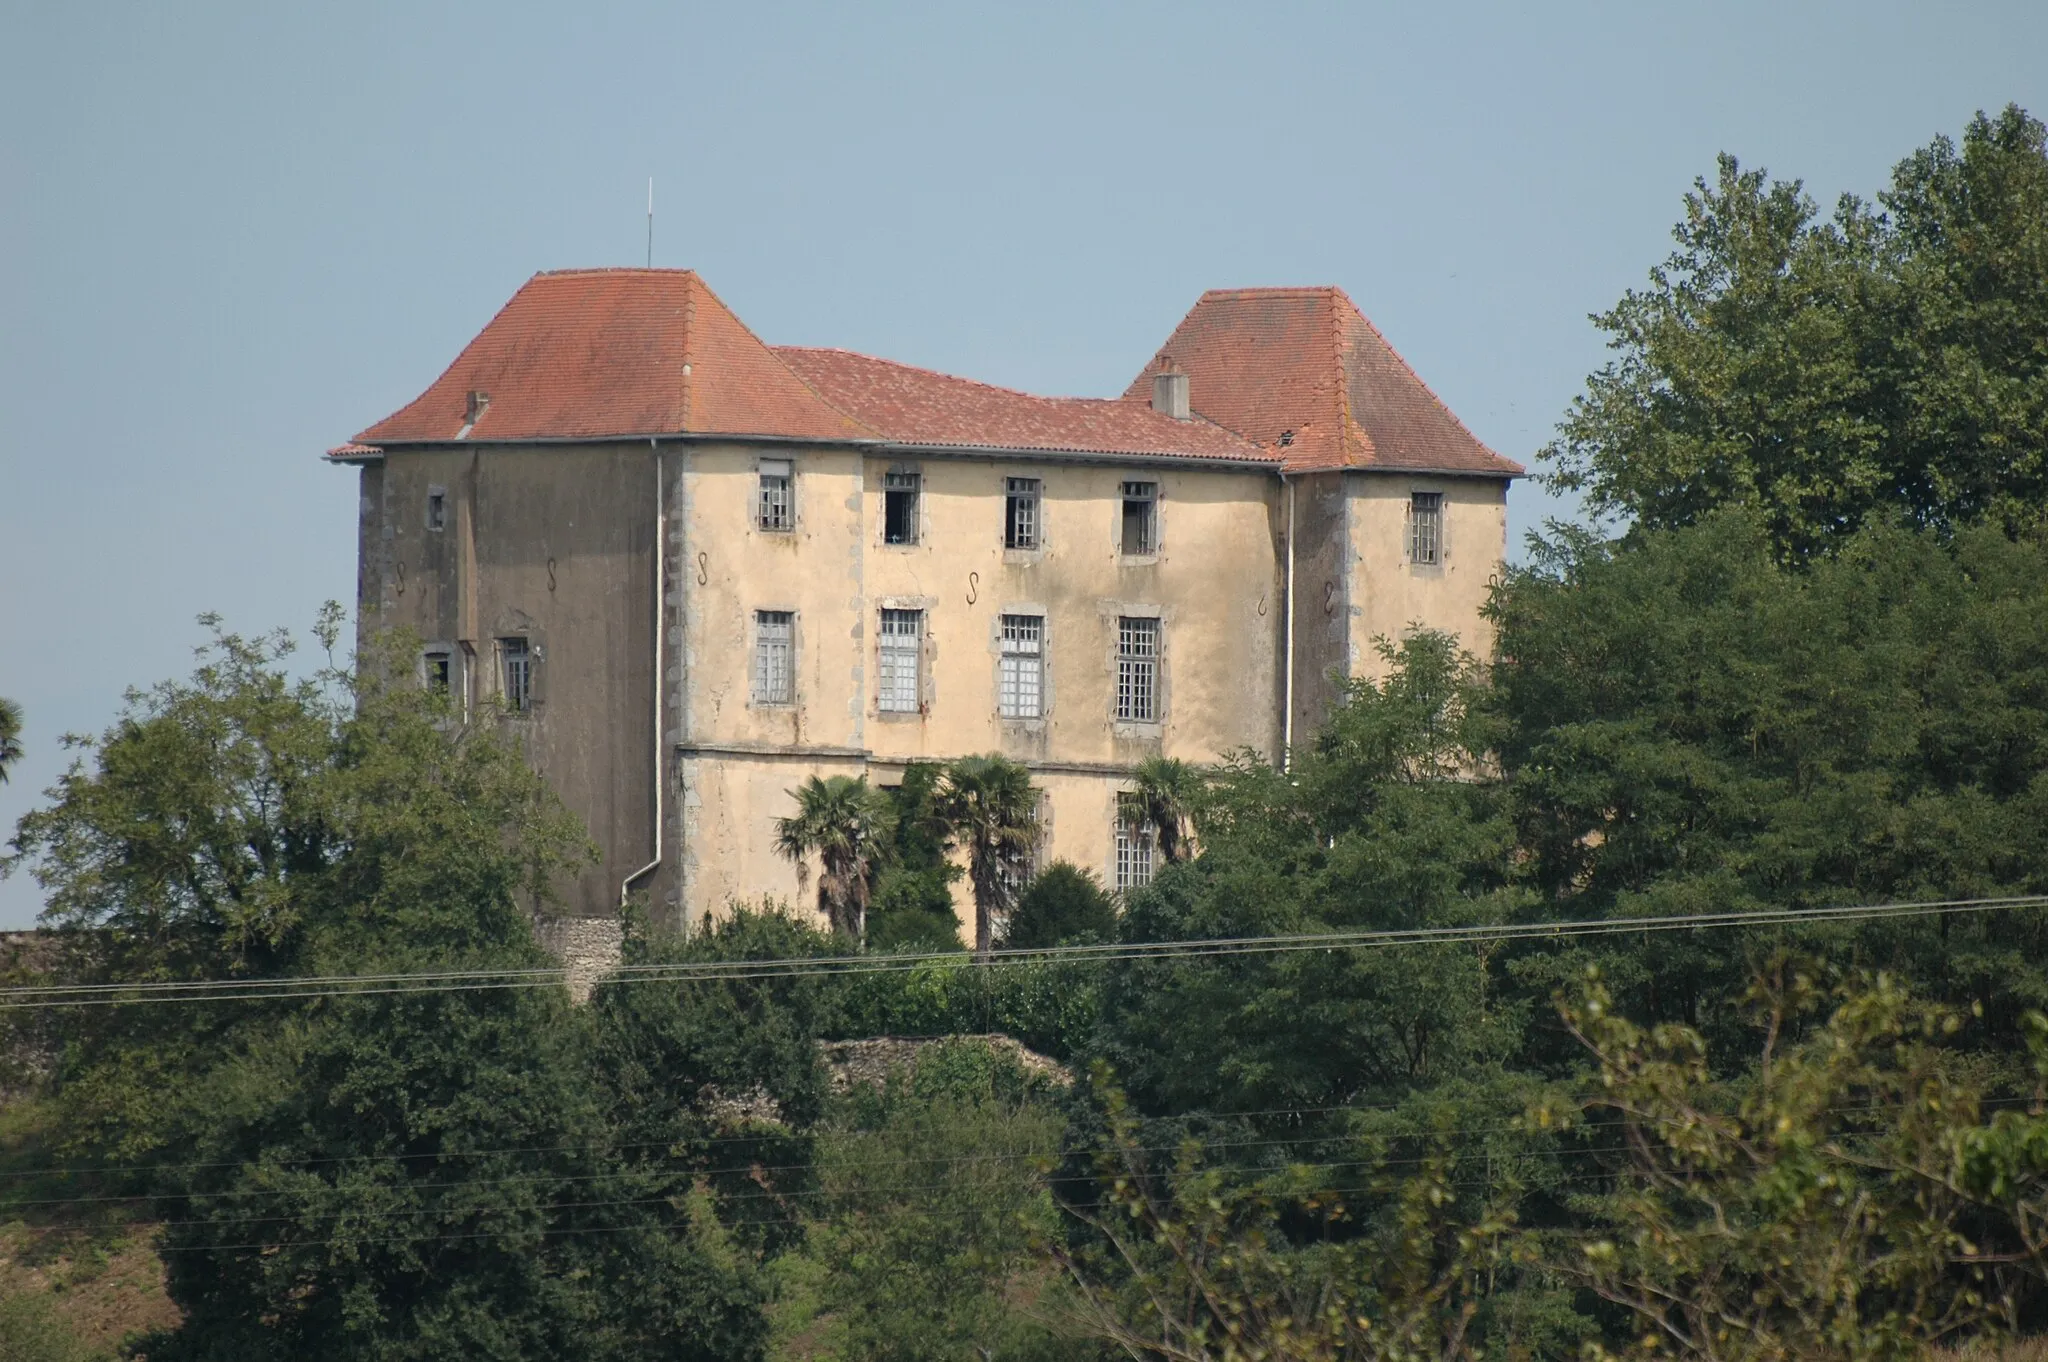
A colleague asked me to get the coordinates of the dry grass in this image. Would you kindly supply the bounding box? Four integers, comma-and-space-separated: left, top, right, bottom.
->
1933, 1339, 2048, 1362
0, 1098, 178, 1359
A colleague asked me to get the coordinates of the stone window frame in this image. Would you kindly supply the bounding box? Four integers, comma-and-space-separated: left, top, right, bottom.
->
996, 609, 1047, 722
875, 596, 936, 719
756, 458, 795, 533
497, 635, 540, 715
425, 485, 448, 533
881, 464, 923, 547
1406, 487, 1447, 572
750, 608, 798, 707
1003, 475, 1043, 554
1118, 479, 1161, 559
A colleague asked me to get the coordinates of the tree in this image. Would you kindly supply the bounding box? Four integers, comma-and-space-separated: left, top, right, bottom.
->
1536, 962, 2003, 1360
1122, 756, 1207, 865
774, 774, 895, 942
5, 612, 592, 1158
0, 696, 22, 785
1544, 106, 2048, 560
1001, 861, 1116, 949
864, 763, 967, 953
1050, 1077, 1518, 1362
1093, 633, 1524, 1121
1485, 512, 2048, 1054
5, 614, 806, 1359
933, 754, 1040, 959
793, 1039, 1068, 1362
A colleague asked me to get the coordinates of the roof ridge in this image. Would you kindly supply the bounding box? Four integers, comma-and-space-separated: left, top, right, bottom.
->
775, 345, 1118, 408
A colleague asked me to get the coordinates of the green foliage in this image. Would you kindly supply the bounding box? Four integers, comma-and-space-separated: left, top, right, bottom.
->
783, 1040, 1070, 1362
1051, 1076, 1521, 1362
0, 695, 23, 785
774, 775, 896, 941
1537, 962, 2012, 1360
1122, 757, 1208, 865
1093, 632, 1528, 1120
4, 614, 591, 1160
1002, 861, 1117, 949
5, 616, 819, 1361
1487, 512, 2048, 1048
827, 956, 1101, 1062
1545, 106, 2048, 560
933, 754, 1040, 956
864, 764, 965, 953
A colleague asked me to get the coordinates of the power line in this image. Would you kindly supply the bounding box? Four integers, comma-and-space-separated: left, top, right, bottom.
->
4, 893, 2041, 1010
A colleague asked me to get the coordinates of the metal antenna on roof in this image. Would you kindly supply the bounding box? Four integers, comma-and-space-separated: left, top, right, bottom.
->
646, 178, 654, 268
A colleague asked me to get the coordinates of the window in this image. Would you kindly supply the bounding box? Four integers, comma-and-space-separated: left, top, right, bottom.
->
758, 460, 793, 531
1115, 817, 1157, 892
1409, 491, 1443, 566
424, 650, 452, 694
1005, 477, 1041, 550
1120, 481, 1158, 555
500, 637, 533, 712
997, 791, 1049, 901
883, 470, 920, 545
878, 608, 923, 713
426, 488, 447, 532
998, 614, 1043, 719
753, 611, 795, 704
1115, 616, 1159, 722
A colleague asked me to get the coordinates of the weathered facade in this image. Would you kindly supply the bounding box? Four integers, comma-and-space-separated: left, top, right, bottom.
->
332, 270, 1520, 937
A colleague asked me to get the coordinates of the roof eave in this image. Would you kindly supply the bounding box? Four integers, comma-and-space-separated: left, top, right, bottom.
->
875, 440, 1279, 471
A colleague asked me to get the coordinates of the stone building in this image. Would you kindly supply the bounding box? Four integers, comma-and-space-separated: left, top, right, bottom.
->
330, 269, 1520, 937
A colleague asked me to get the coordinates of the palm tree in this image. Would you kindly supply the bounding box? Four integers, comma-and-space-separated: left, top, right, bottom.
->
934, 754, 1040, 959
1122, 756, 1206, 865
0, 698, 21, 785
774, 774, 895, 941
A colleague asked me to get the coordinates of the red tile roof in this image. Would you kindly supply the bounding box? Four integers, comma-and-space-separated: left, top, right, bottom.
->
354, 270, 869, 445
340, 271, 1514, 479
774, 347, 1267, 462
1124, 287, 1521, 477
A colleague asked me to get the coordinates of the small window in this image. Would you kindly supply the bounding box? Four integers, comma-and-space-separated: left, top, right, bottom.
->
884, 470, 920, 545
1115, 616, 1159, 723
878, 608, 923, 713
998, 614, 1044, 719
426, 489, 447, 532
499, 638, 533, 713
1120, 481, 1158, 556
758, 460, 793, 532
1115, 817, 1157, 892
1005, 478, 1041, 550
753, 610, 795, 704
424, 650, 452, 694
1409, 491, 1443, 566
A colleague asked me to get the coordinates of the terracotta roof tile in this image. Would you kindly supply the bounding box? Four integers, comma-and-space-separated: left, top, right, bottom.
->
336, 272, 1510, 479
353, 270, 868, 445
1124, 288, 1521, 478
774, 347, 1267, 462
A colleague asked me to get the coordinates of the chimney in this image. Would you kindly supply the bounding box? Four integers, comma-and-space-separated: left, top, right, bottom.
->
1151, 368, 1190, 421
466, 389, 492, 423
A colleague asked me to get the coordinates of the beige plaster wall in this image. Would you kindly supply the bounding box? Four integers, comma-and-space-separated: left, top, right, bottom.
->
1343, 474, 1507, 679
672, 446, 1286, 932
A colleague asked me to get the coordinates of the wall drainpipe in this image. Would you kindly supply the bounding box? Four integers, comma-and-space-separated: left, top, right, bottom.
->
1281, 472, 1297, 772
620, 438, 665, 909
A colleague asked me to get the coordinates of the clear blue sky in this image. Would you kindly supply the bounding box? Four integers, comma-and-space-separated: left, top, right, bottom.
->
3, 0, 2043, 926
